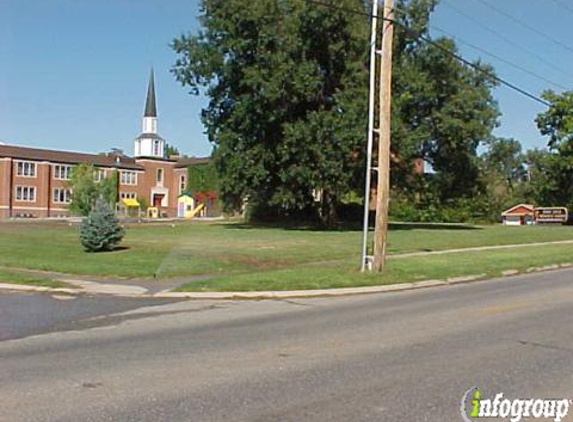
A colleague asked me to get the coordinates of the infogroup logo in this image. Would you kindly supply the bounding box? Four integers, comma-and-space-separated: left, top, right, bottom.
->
461, 387, 571, 422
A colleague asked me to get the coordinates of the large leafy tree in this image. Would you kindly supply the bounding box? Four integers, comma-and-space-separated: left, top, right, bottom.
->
391, 0, 499, 199
173, 0, 368, 225
532, 90, 573, 208
173, 0, 499, 223
536, 90, 573, 155
472, 138, 526, 221
481, 137, 526, 190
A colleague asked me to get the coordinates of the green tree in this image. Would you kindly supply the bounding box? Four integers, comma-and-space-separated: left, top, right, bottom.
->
100, 170, 119, 206
481, 138, 526, 189
69, 164, 98, 216
79, 198, 125, 252
187, 163, 219, 192
172, 0, 499, 223
391, 0, 499, 200
533, 91, 573, 209
69, 165, 118, 216
165, 143, 181, 157
461, 138, 527, 223
536, 90, 573, 154
521, 148, 573, 209
172, 0, 368, 225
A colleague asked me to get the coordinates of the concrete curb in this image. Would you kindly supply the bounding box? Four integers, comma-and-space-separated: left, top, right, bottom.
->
152, 264, 573, 300
153, 278, 467, 299
0, 283, 81, 295
58, 279, 148, 297
1, 263, 572, 300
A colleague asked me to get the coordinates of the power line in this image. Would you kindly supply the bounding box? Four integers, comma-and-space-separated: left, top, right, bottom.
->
432, 26, 569, 91
304, 0, 551, 107
409, 28, 551, 107
442, 0, 573, 80
550, 0, 573, 15
469, 0, 573, 56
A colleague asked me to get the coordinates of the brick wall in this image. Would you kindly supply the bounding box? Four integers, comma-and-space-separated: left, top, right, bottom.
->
0, 156, 196, 219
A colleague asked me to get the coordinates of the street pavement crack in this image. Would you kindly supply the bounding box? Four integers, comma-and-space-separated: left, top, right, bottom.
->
516, 339, 573, 354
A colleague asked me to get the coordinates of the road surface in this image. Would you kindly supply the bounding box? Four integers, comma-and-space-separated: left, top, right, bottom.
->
0, 291, 176, 341
2, 269, 573, 421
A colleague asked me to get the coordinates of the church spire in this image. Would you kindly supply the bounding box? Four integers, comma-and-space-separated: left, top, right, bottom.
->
135, 68, 164, 158
141, 68, 158, 135
144, 68, 157, 118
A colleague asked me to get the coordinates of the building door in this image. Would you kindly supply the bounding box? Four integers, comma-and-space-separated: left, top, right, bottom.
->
153, 194, 165, 207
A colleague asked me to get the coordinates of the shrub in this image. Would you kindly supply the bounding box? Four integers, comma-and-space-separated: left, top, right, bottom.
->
389, 193, 506, 224
79, 198, 125, 252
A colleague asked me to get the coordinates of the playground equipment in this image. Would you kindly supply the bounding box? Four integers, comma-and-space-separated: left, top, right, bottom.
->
147, 207, 159, 219
177, 195, 207, 219
189, 203, 205, 218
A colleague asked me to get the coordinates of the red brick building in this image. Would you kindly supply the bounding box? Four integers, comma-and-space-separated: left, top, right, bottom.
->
0, 71, 209, 219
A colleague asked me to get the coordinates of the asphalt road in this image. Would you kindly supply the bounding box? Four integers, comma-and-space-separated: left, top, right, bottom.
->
0, 291, 176, 341
2, 269, 573, 422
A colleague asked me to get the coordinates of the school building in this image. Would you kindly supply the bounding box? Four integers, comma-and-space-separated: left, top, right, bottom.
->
0, 71, 209, 219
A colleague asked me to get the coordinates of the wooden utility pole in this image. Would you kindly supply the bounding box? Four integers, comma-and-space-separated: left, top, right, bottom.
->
372, 0, 394, 272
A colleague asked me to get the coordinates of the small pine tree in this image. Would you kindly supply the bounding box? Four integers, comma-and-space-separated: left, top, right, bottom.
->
80, 198, 125, 252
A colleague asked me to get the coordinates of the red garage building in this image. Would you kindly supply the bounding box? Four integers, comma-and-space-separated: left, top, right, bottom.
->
501, 204, 535, 226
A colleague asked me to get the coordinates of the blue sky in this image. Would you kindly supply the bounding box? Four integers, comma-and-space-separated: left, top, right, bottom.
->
0, 0, 571, 157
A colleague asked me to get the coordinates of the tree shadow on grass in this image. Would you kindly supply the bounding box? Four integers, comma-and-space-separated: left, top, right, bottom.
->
84, 246, 131, 254
389, 222, 482, 231
221, 221, 482, 232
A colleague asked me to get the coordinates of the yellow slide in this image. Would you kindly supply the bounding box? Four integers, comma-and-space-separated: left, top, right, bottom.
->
189, 203, 205, 219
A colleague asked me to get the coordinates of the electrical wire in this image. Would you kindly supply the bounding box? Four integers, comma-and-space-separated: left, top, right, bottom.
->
549, 0, 573, 15
441, 0, 573, 80
304, 0, 552, 107
469, 0, 573, 56
432, 26, 569, 91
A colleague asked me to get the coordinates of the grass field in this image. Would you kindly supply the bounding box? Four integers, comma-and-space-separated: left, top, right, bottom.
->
1, 220, 572, 290
176, 243, 573, 292
0, 268, 71, 289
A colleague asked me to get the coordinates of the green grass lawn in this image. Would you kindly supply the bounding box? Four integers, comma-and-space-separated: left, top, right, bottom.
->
176, 243, 573, 292
0, 220, 572, 290
0, 269, 72, 289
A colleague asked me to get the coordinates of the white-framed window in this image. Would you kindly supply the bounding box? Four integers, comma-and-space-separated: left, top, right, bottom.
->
120, 192, 137, 200
53, 188, 72, 204
16, 161, 36, 177
15, 186, 36, 202
94, 168, 105, 182
179, 174, 186, 195
156, 168, 164, 185
153, 140, 161, 156
53, 165, 73, 180
120, 171, 137, 185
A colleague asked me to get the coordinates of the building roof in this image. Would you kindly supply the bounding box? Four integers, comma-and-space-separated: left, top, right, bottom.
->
144, 69, 157, 118
0, 143, 210, 170
174, 156, 211, 168
135, 133, 165, 142
0, 144, 143, 170
501, 204, 535, 216
133, 155, 210, 168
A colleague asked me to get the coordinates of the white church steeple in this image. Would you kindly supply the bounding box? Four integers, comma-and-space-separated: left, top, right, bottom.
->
134, 69, 165, 158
